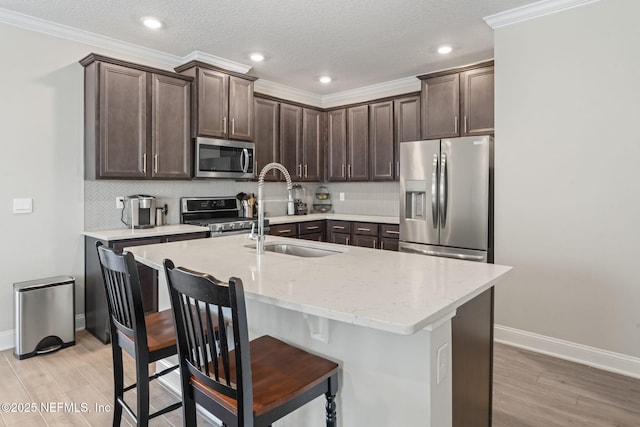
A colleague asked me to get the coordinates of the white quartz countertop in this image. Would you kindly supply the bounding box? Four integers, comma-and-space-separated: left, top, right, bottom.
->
83, 224, 209, 241
126, 234, 511, 335
267, 213, 399, 225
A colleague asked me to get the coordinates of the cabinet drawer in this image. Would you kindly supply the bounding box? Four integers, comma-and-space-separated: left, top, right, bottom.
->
269, 223, 297, 237
299, 220, 325, 235
353, 222, 378, 236
380, 224, 400, 239
328, 220, 351, 234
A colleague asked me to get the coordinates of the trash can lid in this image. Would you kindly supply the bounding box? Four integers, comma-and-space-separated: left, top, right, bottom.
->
14, 276, 75, 292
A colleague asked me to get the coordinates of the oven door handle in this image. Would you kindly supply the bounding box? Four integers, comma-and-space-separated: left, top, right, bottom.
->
240, 149, 249, 173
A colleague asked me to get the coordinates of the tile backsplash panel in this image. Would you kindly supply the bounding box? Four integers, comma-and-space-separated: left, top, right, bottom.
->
84, 180, 399, 230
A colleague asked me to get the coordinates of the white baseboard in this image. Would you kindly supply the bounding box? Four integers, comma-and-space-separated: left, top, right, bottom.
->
0, 314, 86, 352
495, 324, 640, 379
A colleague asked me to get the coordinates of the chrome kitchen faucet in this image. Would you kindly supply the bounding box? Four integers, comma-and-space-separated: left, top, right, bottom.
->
255, 162, 294, 254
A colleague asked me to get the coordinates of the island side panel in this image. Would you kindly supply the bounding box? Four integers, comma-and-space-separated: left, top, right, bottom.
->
245, 299, 452, 427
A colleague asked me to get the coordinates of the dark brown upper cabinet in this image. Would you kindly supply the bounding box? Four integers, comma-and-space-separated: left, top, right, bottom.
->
81, 54, 192, 180
301, 108, 324, 182
394, 95, 421, 179
279, 103, 303, 181
369, 101, 394, 181
418, 62, 494, 139
347, 105, 369, 181
253, 97, 280, 181
460, 66, 495, 136
175, 61, 257, 141
327, 109, 348, 181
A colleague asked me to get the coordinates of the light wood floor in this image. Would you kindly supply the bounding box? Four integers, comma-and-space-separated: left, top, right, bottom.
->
2, 331, 640, 426
493, 342, 640, 426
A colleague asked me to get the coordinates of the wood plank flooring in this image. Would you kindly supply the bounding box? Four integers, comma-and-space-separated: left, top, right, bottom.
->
493, 342, 640, 426
2, 331, 640, 426
0, 330, 214, 426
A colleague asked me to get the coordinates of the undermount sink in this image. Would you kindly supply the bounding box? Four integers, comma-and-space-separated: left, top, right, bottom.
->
245, 242, 341, 258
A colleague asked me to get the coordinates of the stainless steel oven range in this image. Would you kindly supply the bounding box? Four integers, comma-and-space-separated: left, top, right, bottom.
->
180, 196, 265, 237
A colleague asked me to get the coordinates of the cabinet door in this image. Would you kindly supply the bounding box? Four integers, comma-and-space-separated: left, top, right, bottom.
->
421, 73, 460, 139
254, 97, 280, 181
394, 95, 421, 179
229, 76, 254, 141
460, 66, 494, 136
327, 109, 347, 181
380, 238, 399, 251
328, 232, 350, 245
151, 74, 191, 179
98, 62, 148, 178
352, 234, 377, 249
302, 108, 323, 181
369, 101, 394, 180
198, 68, 228, 138
279, 103, 303, 181
347, 105, 369, 181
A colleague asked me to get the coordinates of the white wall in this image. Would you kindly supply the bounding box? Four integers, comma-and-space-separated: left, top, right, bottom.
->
494, 0, 640, 358
0, 22, 182, 346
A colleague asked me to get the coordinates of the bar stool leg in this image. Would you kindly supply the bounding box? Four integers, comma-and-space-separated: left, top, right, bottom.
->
112, 346, 124, 427
136, 353, 150, 427
325, 374, 338, 427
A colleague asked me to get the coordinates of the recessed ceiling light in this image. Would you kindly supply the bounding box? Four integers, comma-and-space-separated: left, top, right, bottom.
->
250, 53, 265, 62
142, 17, 162, 29
438, 45, 453, 54
319, 76, 332, 84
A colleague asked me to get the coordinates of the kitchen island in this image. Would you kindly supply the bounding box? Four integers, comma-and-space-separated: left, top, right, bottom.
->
126, 234, 511, 427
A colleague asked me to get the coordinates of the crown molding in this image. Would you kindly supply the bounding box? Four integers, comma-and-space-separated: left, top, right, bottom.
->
0, 7, 180, 68
178, 50, 252, 74
484, 0, 600, 29
320, 76, 421, 109
254, 79, 323, 107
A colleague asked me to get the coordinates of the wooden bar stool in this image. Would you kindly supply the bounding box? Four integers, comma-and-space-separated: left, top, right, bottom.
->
163, 259, 340, 427
96, 242, 181, 427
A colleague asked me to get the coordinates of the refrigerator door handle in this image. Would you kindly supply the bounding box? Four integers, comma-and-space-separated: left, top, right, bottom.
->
439, 153, 448, 228
431, 153, 439, 228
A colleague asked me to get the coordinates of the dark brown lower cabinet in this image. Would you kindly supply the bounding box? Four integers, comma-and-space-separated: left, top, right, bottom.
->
298, 220, 325, 241
451, 287, 494, 427
84, 231, 208, 343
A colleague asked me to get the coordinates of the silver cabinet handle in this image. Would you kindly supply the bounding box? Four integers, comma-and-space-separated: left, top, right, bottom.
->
223, 116, 227, 133
348, 164, 352, 178
154, 154, 158, 173
389, 162, 392, 175
357, 227, 371, 232
333, 225, 345, 230
342, 164, 345, 178
297, 164, 302, 177
304, 164, 308, 178
372, 239, 377, 249
346, 237, 350, 245
307, 226, 319, 230
231, 118, 235, 135
454, 116, 458, 134
142, 153, 147, 174
279, 229, 293, 233
464, 115, 468, 133
396, 161, 399, 176
386, 230, 400, 235
381, 241, 384, 250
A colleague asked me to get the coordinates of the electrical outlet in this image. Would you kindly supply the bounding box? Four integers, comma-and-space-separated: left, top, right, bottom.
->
116, 197, 124, 209
436, 343, 449, 385
339, 192, 345, 201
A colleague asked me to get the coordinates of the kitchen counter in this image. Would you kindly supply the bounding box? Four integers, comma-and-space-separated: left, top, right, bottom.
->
82, 224, 209, 241
267, 212, 398, 225
127, 235, 511, 427
127, 234, 509, 335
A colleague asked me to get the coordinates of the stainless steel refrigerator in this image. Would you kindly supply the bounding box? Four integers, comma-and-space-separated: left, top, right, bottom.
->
399, 136, 493, 262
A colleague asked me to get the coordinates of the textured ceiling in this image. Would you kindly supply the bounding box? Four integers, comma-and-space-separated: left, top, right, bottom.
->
0, 0, 533, 95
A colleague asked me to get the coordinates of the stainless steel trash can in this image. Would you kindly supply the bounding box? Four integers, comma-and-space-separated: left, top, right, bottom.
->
14, 275, 75, 359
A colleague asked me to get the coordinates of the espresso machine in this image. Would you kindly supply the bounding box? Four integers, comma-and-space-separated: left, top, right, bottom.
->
124, 195, 156, 228
292, 184, 307, 215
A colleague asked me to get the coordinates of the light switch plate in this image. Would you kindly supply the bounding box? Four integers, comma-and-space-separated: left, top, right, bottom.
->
13, 198, 33, 214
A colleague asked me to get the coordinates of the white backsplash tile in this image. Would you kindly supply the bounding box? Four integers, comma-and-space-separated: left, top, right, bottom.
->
84, 180, 400, 230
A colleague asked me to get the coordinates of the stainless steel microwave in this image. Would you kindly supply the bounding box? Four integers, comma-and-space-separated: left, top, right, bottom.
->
194, 137, 255, 179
